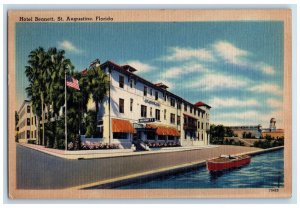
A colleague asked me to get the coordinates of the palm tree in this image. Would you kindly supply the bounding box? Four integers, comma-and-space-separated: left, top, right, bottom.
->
87, 64, 109, 116
45, 47, 74, 147
25, 47, 49, 145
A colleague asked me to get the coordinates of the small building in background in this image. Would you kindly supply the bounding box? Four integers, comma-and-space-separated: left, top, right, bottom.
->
16, 100, 38, 143
261, 118, 284, 139
228, 125, 262, 139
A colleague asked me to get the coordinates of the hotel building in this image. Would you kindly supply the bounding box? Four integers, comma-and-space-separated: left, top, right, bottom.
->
91, 60, 211, 148
16, 100, 38, 143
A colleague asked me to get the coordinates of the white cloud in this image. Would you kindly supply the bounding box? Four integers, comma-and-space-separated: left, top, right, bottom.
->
163, 47, 215, 62
266, 98, 283, 108
188, 73, 249, 91
211, 109, 283, 128
213, 41, 249, 66
162, 41, 276, 75
249, 83, 283, 96
164, 62, 208, 78
209, 97, 260, 108
214, 110, 260, 120
260, 65, 276, 75
125, 60, 155, 74
58, 40, 82, 54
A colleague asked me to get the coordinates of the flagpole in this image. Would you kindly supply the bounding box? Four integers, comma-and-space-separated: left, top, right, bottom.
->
65, 70, 67, 151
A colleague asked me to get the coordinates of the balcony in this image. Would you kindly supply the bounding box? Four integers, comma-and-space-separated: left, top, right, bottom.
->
183, 122, 197, 130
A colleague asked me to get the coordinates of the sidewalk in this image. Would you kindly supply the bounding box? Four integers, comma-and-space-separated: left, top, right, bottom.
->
19, 143, 218, 160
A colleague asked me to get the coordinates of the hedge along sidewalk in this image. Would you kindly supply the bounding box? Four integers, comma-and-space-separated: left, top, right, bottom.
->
17, 143, 218, 160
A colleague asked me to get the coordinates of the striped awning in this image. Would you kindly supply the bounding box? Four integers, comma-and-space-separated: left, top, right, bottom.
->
146, 124, 180, 137
112, 119, 136, 134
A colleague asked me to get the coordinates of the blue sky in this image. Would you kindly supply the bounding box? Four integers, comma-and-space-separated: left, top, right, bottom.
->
16, 21, 284, 128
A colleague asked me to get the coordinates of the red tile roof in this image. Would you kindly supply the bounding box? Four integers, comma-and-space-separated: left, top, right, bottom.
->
194, 101, 211, 108
154, 83, 169, 89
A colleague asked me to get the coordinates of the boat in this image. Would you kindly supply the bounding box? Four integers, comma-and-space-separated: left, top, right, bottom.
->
206, 154, 251, 171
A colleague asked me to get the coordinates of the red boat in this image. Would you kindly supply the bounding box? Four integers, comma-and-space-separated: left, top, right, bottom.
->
206, 154, 251, 171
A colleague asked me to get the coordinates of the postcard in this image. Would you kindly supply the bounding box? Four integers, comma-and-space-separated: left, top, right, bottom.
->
7, 9, 292, 199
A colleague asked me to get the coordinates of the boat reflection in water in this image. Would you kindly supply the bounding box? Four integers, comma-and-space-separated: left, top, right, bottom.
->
208, 165, 247, 182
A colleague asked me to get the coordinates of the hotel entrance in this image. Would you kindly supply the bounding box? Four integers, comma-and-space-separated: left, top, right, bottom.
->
133, 123, 156, 142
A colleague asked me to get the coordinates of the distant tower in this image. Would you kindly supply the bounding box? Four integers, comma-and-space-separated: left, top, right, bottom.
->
270, 118, 276, 131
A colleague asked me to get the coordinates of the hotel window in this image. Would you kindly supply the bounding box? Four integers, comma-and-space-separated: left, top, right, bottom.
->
177, 115, 181, 125
184, 116, 187, 125
150, 89, 153, 96
202, 112, 204, 118
170, 98, 175, 107
113, 132, 128, 139
155, 91, 158, 100
164, 109, 167, 120
198, 121, 200, 129
158, 135, 165, 140
184, 103, 187, 111
201, 122, 204, 130
130, 98, 133, 112
177, 101, 181, 109
27, 130, 30, 139
129, 79, 133, 88
164, 93, 167, 101
190, 106, 193, 113
155, 109, 160, 121
119, 98, 124, 113
27, 106, 30, 113
198, 110, 200, 117
27, 118, 30, 126
170, 113, 175, 124
194, 108, 196, 115
198, 132, 200, 141
119, 75, 124, 88
141, 105, 147, 117
150, 107, 153, 117
34, 116, 36, 125
144, 86, 147, 96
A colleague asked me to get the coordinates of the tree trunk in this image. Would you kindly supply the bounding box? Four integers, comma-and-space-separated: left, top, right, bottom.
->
37, 117, 40, 145
41, 93, 45, 146
95, 100, 99, 117
46, 104, 51, 147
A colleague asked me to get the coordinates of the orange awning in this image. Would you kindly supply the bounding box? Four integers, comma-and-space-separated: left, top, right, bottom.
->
112, 119, 136, 134
146, 124, 180, 137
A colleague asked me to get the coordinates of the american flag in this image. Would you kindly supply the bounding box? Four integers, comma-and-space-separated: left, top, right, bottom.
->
66, 76, 80, 90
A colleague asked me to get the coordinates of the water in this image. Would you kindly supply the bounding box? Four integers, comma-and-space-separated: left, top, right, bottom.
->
114, 149, 284, 189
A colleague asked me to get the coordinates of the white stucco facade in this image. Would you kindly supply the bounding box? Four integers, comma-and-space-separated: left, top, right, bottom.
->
94, 61, 211, 148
